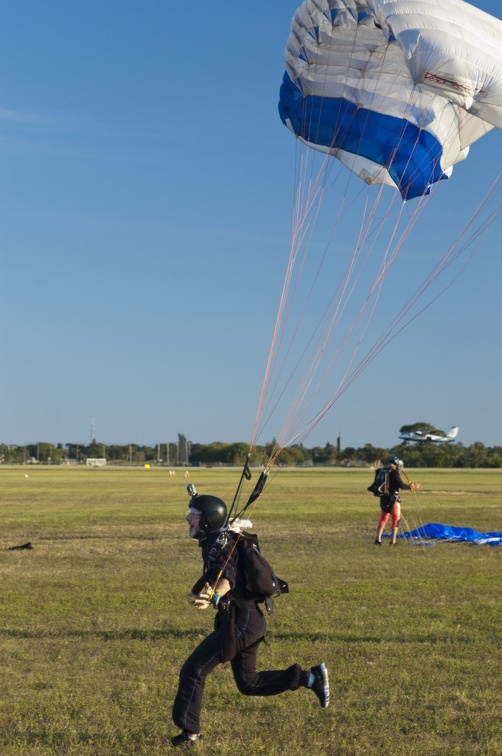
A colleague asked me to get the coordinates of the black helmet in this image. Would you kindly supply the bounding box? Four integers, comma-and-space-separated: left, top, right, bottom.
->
189, 494, 227, 534
389, 455, 403, 470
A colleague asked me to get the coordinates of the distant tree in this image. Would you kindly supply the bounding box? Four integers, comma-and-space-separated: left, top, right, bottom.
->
26, 444, 38, 460
51, 445, 64, 463
87, 440, 104, 459
414, 444, 448, 467
278, 445, 309, 466
107, 445, 126, 462
249, 445, 268, 467
338, 446, 357, 465
357, 443, 387, 466
189, 443, 205, 463
485, 447, 502, 468
265, 439, 278, 459
135, 449, 146, 464
37, 442, 53, 463
311, 443, 337, 465
143, 445, 156, 462
224, 443, 249, 466
190, 442, 229, 465
455, 442, 487, 469
392, 441, 463, 468
399, 422, 444, 436
128, 444, 145, 465
6, 436, 500, 469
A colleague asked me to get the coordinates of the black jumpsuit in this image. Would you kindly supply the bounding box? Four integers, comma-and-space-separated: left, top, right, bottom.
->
172, 531, 302, 735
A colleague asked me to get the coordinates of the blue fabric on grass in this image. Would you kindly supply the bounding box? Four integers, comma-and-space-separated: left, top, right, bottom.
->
399, 523, 502, 546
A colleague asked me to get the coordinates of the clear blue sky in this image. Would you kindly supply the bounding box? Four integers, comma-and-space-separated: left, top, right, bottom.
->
1, 1, 500, 451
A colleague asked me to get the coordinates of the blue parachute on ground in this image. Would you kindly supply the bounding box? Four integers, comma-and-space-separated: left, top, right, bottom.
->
400, 523, 502, 546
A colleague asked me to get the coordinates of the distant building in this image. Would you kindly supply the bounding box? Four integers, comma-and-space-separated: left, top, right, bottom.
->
86, 458, 107, 467
178, 434, 190, 466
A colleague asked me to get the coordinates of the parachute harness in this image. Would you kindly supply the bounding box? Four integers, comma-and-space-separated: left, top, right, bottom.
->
193, 456, 270, 600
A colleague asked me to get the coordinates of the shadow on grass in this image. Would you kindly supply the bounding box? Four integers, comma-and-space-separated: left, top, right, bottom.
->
0, 627, 474, 644
35, 534, 177, 541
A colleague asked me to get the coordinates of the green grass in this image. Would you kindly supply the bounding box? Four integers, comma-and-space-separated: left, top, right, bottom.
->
1, 466, 501, 754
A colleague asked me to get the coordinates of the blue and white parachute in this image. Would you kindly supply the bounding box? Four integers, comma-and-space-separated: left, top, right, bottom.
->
249, 1, 501, 464
401, 523, 502, 545
279, 0, 502, 199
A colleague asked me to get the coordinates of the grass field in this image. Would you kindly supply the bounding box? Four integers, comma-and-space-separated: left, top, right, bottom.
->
1, 466, 501, 755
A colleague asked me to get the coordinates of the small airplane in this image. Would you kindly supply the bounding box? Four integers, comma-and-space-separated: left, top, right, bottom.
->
399, 426, 459, 445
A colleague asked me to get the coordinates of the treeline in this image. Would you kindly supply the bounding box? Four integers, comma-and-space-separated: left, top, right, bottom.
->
191, 440, 502, 468
0, 442, 179, 467
2, 439, 502, 468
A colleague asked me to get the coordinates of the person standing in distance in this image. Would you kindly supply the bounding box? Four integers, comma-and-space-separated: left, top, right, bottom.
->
171, 488, 329, 747
374, 456, 419, 546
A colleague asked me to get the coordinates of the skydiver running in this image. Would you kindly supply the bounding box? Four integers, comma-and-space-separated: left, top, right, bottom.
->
171, 491, 329, 747
374, 456, 419, 546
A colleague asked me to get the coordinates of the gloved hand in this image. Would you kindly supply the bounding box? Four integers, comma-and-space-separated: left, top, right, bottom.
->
192, 582, 216, 611
193, 593, 211, 610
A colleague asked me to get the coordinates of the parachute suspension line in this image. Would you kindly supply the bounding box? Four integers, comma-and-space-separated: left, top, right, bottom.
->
281, 94, 494, 447
398, 470, 433, 549
253, 13, 416, 454
255, 1, 502, 474
271, 203, 432, 447
398, 471, 420, 543
253, 102, 393, 452
268, 179, 374, 447
258, 39, 452, 448
291, 171, 501, 447
369, 169, 502, 351
251, 179, 359, 454
252, 130, 431, 458
248, 197, 316, 450
273, 191, 383, 448
273, 185, 427, 450
250, 138, 346, 450
261, 106, 465, 454
249, 113, 342, 450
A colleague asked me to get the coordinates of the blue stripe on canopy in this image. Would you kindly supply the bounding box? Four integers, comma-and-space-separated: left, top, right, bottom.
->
279, 72, 446, 200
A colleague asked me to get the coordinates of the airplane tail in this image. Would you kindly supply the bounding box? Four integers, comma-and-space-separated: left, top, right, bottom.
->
447, 426, 459, 440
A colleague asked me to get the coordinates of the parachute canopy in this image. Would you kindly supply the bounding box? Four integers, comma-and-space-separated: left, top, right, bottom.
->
279, 0, 502, 199
401, 523, 502, 545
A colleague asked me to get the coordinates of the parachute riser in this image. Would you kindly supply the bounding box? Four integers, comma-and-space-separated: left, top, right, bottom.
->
210, 465, 270, 599
227, 457, 269, 527
226, 454, 253, 527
